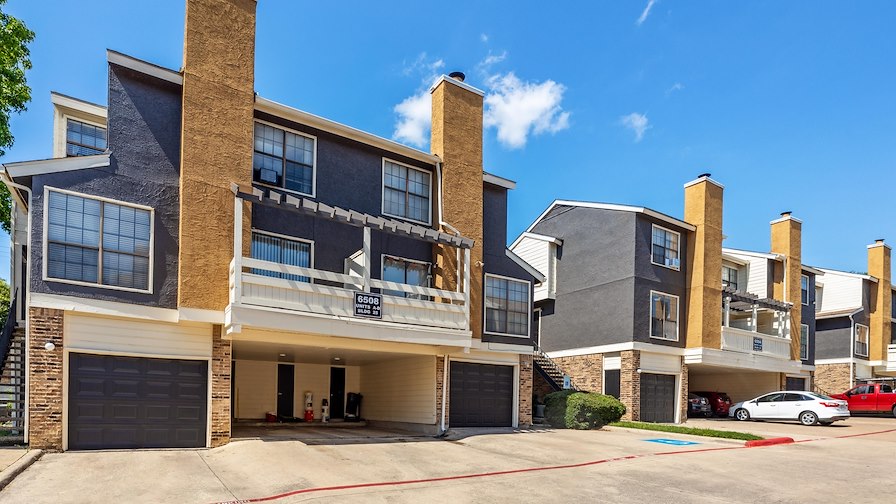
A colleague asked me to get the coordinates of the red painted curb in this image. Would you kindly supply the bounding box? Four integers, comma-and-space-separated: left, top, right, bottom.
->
744, 437, 794, 448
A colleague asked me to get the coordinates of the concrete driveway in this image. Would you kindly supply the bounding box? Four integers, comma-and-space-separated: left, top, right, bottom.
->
2, 418, 895, 503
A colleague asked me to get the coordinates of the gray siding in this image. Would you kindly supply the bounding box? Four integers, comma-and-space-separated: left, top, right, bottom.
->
800, 273, 817, 365
30, 64, 182, 308
816, 307, 870, 360
633, 216, 689, 347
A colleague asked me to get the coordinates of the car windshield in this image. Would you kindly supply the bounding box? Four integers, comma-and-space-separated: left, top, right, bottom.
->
806, 392, 834, 400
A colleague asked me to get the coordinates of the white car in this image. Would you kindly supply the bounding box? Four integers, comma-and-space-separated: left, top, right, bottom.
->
729, 391, 850, 426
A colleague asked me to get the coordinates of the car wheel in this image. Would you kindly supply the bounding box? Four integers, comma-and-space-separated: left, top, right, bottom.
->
799, 411, 818, 426
735, 409, 750, 421
892, 405, 896, 419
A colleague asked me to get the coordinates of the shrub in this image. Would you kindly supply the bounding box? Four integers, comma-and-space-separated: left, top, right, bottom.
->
544, 391, 626, 429
544, 390, 577, 427
565, 393, 626, 430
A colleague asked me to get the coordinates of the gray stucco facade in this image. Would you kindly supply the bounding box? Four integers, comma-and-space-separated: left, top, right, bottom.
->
800, 272, 817, 365
29, 63, 183, 308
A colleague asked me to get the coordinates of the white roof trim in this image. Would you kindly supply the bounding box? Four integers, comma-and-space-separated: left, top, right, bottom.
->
818, 268, 878, 283
107, 50, 183, 85
867, 241, 891, 250
505, 248, 546, 283
816, 307, 864, 320
255, 96, 440, 166
521, 199, 695, 236
722, 247, 783, 261
483, 172, 516, 189
509, 231, 563, 250
50, 92, 106, 119
683, 175, 725, 189
721, 253, 750, 266
802, 265, 825, 276
429, 75, 485, 97
770, 214, 803, 225
4, 153, 111, 178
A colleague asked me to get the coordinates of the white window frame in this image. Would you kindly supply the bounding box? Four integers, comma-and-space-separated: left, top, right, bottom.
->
380, 253, 432, 299
252, 119, 318, 199
381, 157, 433, 226
800, 274, 809, 305
534, 307, 543, 348
42, 186, 155, 294
649, 290, 680, 342
483, 272, 533, 339
855, 323, 869, 358
63, 115, 107, 157
800, 324, 809, 360
722, 265, 739, 291
650, 224, 681, 271
250, 228, 315, 273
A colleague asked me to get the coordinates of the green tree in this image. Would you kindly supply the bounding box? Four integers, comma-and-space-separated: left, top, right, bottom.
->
0, 277, 9, 322
0, 0, 35, 233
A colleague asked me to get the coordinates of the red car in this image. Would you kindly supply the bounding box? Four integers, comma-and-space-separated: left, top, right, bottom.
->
831, 383, 896, 416
692, 391, 733, 417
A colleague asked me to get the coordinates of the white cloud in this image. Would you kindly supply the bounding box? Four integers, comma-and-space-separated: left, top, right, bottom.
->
392, 91, 431, 148
666, 82, 684, 95
402, 52, 444, 78
480, 33, 489, 43
476, 51, 507, 74
484, 72, 571, 149
636, 0, 657, 26
620, 113, 650, 142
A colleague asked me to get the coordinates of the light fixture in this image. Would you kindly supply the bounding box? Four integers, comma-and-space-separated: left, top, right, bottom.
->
279, 353, 286, 357
333, 357, 341, 361
44, 342, 55, 351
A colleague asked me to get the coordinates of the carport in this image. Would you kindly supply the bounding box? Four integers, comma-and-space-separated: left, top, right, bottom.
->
688, 365, 786, 404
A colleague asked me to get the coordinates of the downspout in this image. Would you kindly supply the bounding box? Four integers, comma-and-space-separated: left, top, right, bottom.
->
848, 307, 862, 388
2, 173, 32, 443
435, 162, 457, 436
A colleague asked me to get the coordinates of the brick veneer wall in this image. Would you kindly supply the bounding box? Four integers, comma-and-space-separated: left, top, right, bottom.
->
436, 356, 447, 430
679, 363, 689, 423
519, 354, 533, 428
814, 364, 852, 396
210, 325, 231, 447
28, 307, 64, 450
620, 350, 641, 421
553, 354, 602, 393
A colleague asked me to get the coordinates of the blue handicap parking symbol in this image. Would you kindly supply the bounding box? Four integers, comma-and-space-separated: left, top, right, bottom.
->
644, 438, 699, 446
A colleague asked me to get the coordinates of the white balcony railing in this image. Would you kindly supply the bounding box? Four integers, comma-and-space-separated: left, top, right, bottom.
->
721, 326, 791, 360
887, 344, 896, 372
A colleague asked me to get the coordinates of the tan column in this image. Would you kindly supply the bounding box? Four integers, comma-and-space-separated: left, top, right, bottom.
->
868, 240, 892, 362
683, 174, 724, 349
770, 212, 802, 361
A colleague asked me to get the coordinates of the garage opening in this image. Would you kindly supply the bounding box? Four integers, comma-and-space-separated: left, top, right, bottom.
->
640, 373, 676, 423
68, 353, 208, 450
449, 362, 513, 427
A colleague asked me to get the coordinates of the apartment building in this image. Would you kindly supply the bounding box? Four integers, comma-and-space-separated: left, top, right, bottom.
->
814, 241, 895, 393
0, 0, 539, 450
513, 175, 814, 422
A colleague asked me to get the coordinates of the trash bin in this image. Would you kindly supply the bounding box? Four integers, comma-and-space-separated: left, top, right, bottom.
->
345, 392, 362, 421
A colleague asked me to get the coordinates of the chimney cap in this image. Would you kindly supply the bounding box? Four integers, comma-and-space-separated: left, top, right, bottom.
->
448, 71, 466, 82
780, 211, 792, 217
697, 172, 712, 179
876, 238, 885, 243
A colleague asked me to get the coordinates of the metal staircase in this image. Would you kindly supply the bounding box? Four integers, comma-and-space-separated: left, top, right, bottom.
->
533, 343, 578, 392
0, 293, 24, 445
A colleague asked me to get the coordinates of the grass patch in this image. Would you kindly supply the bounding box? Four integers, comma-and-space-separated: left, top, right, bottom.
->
609, 421, 764, 441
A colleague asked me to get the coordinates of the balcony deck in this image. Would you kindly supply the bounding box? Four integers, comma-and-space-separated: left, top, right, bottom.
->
720, 326, 791, 360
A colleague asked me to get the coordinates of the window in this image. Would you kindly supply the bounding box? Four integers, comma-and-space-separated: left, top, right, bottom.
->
855, 324, 869, 357
882, 384, 894, 394
757, 393, 785, 403
649, 291, 679, 341
651, 225, 680, 270
485, 275, 530, 337
382, 256, 430, 299
66, 119, 107, 156
533, 308, 542, 347
253, 122, 315, 196
800, 274, 809, 305
382, 159, 431, 224
800, 324, 809, 360
46, 189, 151, 291
722, 266, 738, 291
891, 293, 896, 318
250, 231, 312, 282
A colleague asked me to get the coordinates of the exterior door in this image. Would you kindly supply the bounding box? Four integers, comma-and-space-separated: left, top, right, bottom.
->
785, 377, 807, 391
449, 362, 514, 427
639, 373, 676, 423
277, 364, 294, 418
780, 393, 809, 420
846, 384, 876, 412
752, 392, 786, 418
330, 367, 346, 419
68, 353, 208, 450
604, 369, 621, 399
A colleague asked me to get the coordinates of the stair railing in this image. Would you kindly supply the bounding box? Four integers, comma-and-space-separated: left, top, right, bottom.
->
532, 341, 579, 391
0, 290, 18, 373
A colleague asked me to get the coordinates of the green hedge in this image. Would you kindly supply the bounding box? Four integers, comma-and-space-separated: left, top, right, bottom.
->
544, 390, 626, 429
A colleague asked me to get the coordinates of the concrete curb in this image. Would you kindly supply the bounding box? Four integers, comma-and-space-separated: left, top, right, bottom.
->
602, 426, 747, 446
744, 437, 795, 448
0, 450, 43, 492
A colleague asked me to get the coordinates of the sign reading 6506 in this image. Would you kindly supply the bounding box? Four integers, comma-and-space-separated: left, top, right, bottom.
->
354, 292, 383, 319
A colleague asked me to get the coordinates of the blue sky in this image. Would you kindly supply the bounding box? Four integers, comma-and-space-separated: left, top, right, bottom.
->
1, 0, 894, 281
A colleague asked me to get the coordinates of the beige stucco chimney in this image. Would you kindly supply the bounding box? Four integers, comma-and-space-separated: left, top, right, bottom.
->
683, 173, 724, 349
770, 212, 803, 361
868, 239, 892, 361
178, 0, 256, 310
430, 74, 484, 338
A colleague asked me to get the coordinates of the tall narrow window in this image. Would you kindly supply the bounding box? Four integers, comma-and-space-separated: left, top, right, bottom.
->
800, 324, 809, 360
382, 159, 431, 224
722, 266, 738, 291
382, 256, 430, 299
253, 122, 315, 196
855, 324, 869, 357
650, 291, 679, 341
250, 232, 312, 282
485, 275, 530, 337
800, 274, 809, 305
46, 190, 151, 291
66, 119, 106, 156
651, 225, 680, 270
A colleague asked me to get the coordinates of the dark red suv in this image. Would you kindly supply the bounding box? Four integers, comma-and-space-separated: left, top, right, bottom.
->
692, 391, 733, 417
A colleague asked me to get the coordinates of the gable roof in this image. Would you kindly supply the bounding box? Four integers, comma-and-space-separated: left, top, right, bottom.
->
521, 200, 696, 240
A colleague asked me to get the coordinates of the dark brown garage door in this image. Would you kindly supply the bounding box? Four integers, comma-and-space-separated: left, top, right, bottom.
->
449, 362, 513, 427
640, 373, 676, 423
68, 353, 208, 450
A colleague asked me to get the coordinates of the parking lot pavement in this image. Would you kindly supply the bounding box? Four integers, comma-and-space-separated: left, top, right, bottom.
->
2, 418, 895, 503
683, 414, 896, 440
